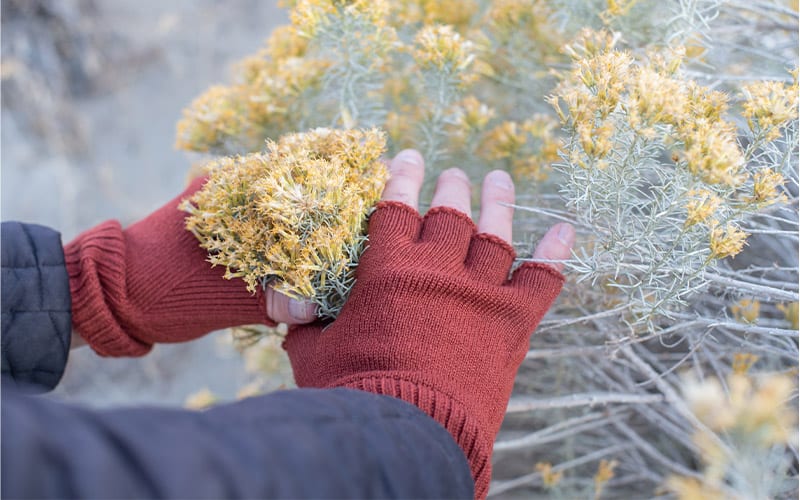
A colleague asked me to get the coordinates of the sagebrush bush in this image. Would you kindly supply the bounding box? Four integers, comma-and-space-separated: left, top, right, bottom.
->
176, 0, 798, 497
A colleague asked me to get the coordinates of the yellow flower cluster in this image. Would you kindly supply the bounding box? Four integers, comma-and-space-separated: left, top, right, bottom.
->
748, 167, 787, 206
777, 302, 799, 330
175, 26, 328, 154
730, 298, 760, 324
392, 0, 478, 31
683, 373, 796, 445
183, 128, 388, 318
553, 34, 747, 187
594, 459, 618, 498
479, 115, 560, 181
741, 80, 799, 142
684, 189, 721, 227
291, 0, 389, 37
731, 353, 759, 375
709, 223, 748, 259
413, 25, 476, 85
669, 371, 797, 499
534, 462, 563, 488
484, 0, 560, 54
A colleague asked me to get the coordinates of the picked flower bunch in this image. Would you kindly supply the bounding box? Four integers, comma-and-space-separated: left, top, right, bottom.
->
181, 127, 388, 319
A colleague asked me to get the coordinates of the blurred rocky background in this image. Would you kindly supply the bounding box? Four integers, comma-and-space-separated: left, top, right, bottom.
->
2, 0, 292, 407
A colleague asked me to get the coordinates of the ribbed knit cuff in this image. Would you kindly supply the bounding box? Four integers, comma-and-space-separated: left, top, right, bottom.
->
64, 221, 153, 357
330, 373, 493, 499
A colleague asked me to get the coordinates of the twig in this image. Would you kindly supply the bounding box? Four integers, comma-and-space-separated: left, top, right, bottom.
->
506, 392, 664, 413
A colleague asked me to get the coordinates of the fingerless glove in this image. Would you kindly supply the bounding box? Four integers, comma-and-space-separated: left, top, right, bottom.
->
284, 201, 564, 498
65, 177, 274, 356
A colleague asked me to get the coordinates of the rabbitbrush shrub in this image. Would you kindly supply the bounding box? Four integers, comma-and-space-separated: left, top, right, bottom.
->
177, 1, 798, 497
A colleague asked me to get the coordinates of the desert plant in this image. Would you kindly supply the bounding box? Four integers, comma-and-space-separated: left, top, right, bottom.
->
176, 0, 798, 497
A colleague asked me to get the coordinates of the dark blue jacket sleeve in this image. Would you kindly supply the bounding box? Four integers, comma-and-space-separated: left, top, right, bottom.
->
0, 221, 474, 499
1, 385, 474, 499
1, 222, 72, 392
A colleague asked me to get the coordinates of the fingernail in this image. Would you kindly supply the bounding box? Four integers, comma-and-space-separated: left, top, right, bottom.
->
289, 300, 316, 322
557, 223, 574, 245
445, 167, 469, 181
488, 170, 513, 189
395, 150, 422, 166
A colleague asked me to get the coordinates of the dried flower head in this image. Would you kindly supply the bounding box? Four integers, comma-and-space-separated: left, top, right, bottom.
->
184, 388, 218, 410
741, 80, 799, 141
748, 168, 787, 206
777, 302, 799, 330
175, 86, 246, 152
685, 189, 721, 227
731, 353, 759, 375
534, 462, 563, 488
183, 128, 389, 319
291, 0, 389, 37
594, 459, 618, 499
413, 25, 476, 85
481, 121, 527, 160
730, 298, 760, 324
683, 373, 796, 445
709, 223, 748, 260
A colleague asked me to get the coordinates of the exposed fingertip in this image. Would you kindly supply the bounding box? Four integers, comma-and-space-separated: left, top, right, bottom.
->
288, 299, 318, 324
442, 167, 470, 182
529, 223, 575, 273
554, 223, 576, 248
485, 169, 513, 190
393, 149, 423, 167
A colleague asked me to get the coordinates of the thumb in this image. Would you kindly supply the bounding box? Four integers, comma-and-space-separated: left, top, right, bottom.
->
265, 286, 318, 324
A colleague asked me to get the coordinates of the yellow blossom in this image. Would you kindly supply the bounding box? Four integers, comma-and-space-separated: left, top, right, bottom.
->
684, 189, 721, 227
681, 120, 745, 187
628, 66, 686, 128
481, 121, 527, 160
184, 388, 218, 410
742, 80, 799, 141
731, 353, 759, 375
593, 459, 618, 499
456, 96, 495, 132
534, 462, 563, 488
413, 24, 476, 86
485, 0, 559, 52
563, 29, 620, 59
665, 476, 725, 500
709, 223, 748, 259
603, 0, 639, 17
291, 0, 389, 37
777, 302, 799, 330
731, 298, 760, 324
683, 373, 796, 446
265, 25, 309, 60
748, 168, 787, 206
391, 0, 478, 30
175, 85, 246, 152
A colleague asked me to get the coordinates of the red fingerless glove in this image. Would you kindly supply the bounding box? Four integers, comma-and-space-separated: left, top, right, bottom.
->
65, 177, 275, 356
283, 201, 564, 498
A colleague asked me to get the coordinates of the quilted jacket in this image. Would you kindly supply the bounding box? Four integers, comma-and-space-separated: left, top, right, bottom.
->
0, 221, 473, 499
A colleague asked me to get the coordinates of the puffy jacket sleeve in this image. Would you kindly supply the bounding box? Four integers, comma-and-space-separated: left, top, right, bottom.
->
1, 222, 72, 392
1, 385, 474, 499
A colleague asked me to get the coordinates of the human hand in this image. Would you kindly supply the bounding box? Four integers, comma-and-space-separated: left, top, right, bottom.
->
283, 150, 574, 498
66, 176, 317, 356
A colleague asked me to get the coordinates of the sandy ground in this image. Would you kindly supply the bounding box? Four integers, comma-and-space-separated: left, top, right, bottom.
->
2, 0, 292, 407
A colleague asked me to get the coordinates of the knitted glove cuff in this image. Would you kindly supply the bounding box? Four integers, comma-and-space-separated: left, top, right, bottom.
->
65, 218, 272, 357
331, 373, 494, 499
65, 220, 153, 356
